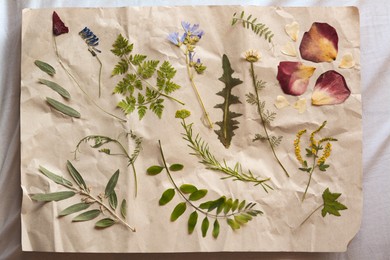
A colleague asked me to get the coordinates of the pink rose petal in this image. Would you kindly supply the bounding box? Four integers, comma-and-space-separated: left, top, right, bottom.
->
311, 70, 351, 105
53, 11, 69, 36
299, 22, 338, 63
277, 61, 316, 96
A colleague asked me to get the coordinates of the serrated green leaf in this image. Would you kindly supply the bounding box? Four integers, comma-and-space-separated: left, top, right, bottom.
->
137, 105, 147, 120
212, 219, 220, 238
105, 170, 120, 197
189, 189, 208, 201
169, 164, 184, 172
46, 97, 80, 118
38, 165, 73, 187
35, 60, 55, 76
187, 211, 198, 234
321, 188, 348, 217
31, 191, 75, 202
146, 165, 164, 175
59, 202, 90, 216
120, 199, 127, 219
227, 218, 241, 230
201, 217, 209, 237
170, 202, 187, 221
66, 160, 87, 190
38, 79, 70, 99
159, 188, 175, 206
95, 218, 116, 228
72, 209, 101, 222
109, 191, 118, 210
180, 184, 198, 194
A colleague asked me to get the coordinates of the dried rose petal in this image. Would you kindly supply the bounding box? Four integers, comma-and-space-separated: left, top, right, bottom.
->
339, 53, 355, 69
299, 22, 338, 63
53, 11, 69, 36
274, 95, 290, 109
281, 42, 297, 57
285, 21, 299, 42
293, 98, 307, 114
311, 70, 351, 105
277, 61, 316, 96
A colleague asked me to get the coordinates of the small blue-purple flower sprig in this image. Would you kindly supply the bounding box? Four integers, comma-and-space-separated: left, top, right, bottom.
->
79, 27, 101, 56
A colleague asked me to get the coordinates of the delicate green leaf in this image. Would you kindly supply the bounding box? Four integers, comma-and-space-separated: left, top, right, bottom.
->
212, 219, 220, 238
35, 60, 55, 76
180, 184, 198, 194
209, 196, 226, 213
109, 191, 118, 210
59, 203, 90, 216
201, 217, 209, 237
105, 170, 120, 197
72, 209, 101, 222
232, 199, 239, 212
227, 218, 241, 230
321, 188, 348, 217
170, 202, 187, 222
238, 200, 246, 211
169, 164, 184, 172
234, 214, 249, 225
224, 198, 233, 214
138, 60, 159, 79
159, 188, 175, 206
31, 191, 75, 202
120, 199, 127, 219
38, 165, 73, 187
95, 218, 116, 228
147, 165, 164, 175
46, 97, 80, 118
189, 189, 208, 201
187, 211, 198, 234
199, 201, 212, 210
38, 79, 70, 99
66, 160, 87, 190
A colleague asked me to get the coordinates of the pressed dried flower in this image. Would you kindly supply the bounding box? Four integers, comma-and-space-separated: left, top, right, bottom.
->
277, 61, 316, 96
274, 95, 290, 109
280, 42, 297, 57
299, 22, 338, 63
317, 142, 332, 165
339, 53, 355, 69
311, 70, 351, 106
293, 98, 307, 114
285, 21, 299, 41
244, 49, 261, 63
52, 11, 69, 36
294, 129, 307, 166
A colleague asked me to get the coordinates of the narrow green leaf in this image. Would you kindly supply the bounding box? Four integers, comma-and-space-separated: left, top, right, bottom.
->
199, 201, 212, 210
147, 165, 164, 175
109, 191, 118, 210
169, 164, 184, 172
232, 199, 239, 212
39, 165, 73, 187
238, 200, 246, 211
224, 198, 233, 214
201, 217, 210, 237
31, 191, 75, 202
66, 160, 87, 190
187, 211, 198, 234
227, 218, 241, 230
46, 97, 80, 118
170, 202, 187, 221
159, 188, 175, 206
95, 218, 116, 228
72, 209, 101, 222
179, 184, 198, 194
120, 199, 127, 219
212, 219, 220, 239
105, 169, 120, 197
189, 189, 208, 201
38, 79, 70, 99
234, 214, 250, 225
35, 60, 55, 76
59, 202, 90, 216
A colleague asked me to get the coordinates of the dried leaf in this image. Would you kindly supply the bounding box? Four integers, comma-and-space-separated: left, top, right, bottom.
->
66, 160, 87, 190
212, 219, 220, 238
201, 217, 210, 237
179, 184, 198, 194
46, 97, 80, 118
227, 218, 241, 230
72, 209, 101, 222
95, 218, 116, 228
38, 165, 73, 187
105, 169, 120, 197
187, 211, 198, 234
34, 60, 55, 76
109, 191, 118, 210
159, 188, 175, 206
38, 79, 70, 99
146, 165, 164, 175
31, 191, 75, 202
59, 202, 90, 216
170, 202, 187, 221
120, 199, 127, 219
169, 164, 184, 171
321, 188, 348, 217
188, 189, 208, 201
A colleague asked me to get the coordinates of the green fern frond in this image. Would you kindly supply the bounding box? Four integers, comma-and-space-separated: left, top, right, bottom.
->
138, 60, 159, 79
231, 11, 274, 43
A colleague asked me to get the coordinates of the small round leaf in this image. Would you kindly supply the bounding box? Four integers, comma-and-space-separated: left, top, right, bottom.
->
147, 165, 164, 175
179, 184, 197, 194
169, 164, 184, 172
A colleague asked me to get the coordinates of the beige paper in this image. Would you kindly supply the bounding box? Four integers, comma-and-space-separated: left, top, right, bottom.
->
21, 6, 361, 252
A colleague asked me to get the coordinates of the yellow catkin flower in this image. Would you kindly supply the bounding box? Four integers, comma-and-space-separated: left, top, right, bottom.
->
310, 121, 327, 153
317, 142, 332, 165
294, 129, 307, 165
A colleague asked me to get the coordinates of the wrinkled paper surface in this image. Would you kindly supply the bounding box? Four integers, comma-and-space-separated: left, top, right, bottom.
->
21, 6, 361, 252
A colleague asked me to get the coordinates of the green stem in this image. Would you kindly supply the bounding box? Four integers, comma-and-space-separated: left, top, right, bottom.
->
250, 62, 289, 177
299, 203, 324, 227
302, 152, 318, 202
95, 54, 103, 98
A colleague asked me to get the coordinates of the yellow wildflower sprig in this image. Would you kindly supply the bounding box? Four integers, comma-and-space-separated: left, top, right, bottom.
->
294, 129, 307, 166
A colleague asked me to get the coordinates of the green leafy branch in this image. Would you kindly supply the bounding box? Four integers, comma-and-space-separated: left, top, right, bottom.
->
111, 34, 184, 119
146, 140, 263, 238
231, 11, 274, 43
74, 132, 142, 197
300, 188, 348, 226
176, 111, 272, 192
30, 162, 134, 231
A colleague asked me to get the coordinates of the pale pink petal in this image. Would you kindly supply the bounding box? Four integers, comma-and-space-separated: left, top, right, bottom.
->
339, 53, 355, 69
285, 21, 299, 42
281, 42, 297, 57
274, 95, 290, 109
277, 61, 316, 96
311, 70, 351, 105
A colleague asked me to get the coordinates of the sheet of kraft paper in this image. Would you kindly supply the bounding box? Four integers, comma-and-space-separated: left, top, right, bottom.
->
20, 6, 361, 252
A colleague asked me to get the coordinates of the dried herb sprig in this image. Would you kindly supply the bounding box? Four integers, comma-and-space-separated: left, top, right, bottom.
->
146, 140, 263, 238
176, 110, 272, 192
244, 51, 289, 178
231, 11, 274, 43
31, 162, 135, 231
74, 132, 142, 197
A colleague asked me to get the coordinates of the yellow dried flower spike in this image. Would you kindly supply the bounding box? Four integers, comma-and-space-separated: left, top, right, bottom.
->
294, 129, 307, 165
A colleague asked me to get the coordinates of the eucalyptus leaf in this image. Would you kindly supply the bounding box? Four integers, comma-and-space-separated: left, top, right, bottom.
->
169, 164, 184, 172
31, 191, 75, 202
159, 188, 175, 206
72, 209, 101, 222
201, 217, 209, 237
120, 199, 127, 219
147, 165, 164, 175
170, 202, 186, 222
189, 189, 208, 201
179, 184, 198, 194
105, 170, 120, 197
35, 60, 56, 76
187, 211, 198, 234
66, 160, 87, 190
212, 219, 220, 238
109, 191, 118, 210
39, 165, 73, 187
59, 202, 90, 216
95, 218, 116, 228
46, 97, 80, 118
38, 79, 70, 99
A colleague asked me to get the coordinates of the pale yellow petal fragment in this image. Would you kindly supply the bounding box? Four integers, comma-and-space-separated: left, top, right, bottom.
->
285, 21, 299, 42
293, 98, 307, 113
339, 53, 355, 69
281, 42, 297, 57
274, 95, 290, 109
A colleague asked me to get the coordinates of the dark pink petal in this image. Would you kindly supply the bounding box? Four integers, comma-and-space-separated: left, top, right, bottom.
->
311, 70, 351, 105
299, 22, 338, 63
277, 61, 316, 96
53, 11, 69, 36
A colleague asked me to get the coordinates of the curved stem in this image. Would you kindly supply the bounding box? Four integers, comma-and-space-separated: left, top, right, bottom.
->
299, 203, 323, 227
95, 55, 103, 98
250, 62, 289, 177
302, 153, 318, 201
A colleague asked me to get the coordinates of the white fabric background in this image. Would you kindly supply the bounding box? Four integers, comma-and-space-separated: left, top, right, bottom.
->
0, 0, 388, 259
